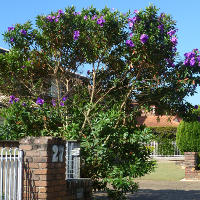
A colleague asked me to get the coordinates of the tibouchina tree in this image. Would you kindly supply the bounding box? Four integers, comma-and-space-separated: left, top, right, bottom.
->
0, 5, 200, 199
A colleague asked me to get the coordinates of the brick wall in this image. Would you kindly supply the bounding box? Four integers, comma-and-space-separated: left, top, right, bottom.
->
19, 137, 67, 200
184, 152, 200, 180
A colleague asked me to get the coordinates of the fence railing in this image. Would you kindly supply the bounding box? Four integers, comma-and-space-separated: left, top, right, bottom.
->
0, 148, 23, 200
147, 141, 183, 157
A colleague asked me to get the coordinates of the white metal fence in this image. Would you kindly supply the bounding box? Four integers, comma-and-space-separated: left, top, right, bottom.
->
147, 141, 183, 157
66, 141, 80, 179
0, 148, 23, 200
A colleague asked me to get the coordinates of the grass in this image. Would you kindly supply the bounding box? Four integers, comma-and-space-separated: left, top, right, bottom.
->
137, 161, 185, 181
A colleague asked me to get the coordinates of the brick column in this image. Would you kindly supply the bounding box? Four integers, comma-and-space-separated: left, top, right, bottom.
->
184, 152, 198, 180
19, 137, 66, 200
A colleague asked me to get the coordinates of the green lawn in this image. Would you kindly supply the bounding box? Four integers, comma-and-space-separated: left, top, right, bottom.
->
137, 161, 185, 181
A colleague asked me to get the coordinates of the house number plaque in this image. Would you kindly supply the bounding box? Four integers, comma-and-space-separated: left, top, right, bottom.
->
52, 144, 64, 162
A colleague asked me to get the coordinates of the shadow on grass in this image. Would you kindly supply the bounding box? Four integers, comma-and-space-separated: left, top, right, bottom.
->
130, 189, 200, 200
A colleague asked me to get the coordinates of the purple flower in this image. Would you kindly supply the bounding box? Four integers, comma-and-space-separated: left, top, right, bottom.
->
9, 95, 19, 104
197, 56, 200, 66
140, 34, 149, 44
60, 101, 64, 106
126, 40, 134, 47
14, 98, 19, 102
20, 29, 27, 35
97, 16, 105, 27
62, 96, 68, 101
10, 37, 14, 43
91, 15, 97, 20
8, 27, 15, 31
128, 16, 139, 23
166, 59, 174, 67
36, 97, 44, 105
21, 65, 26, 69
84, 15, 88, 20
129, 33, 133, 38
87, 70, 90, 75
167, 30, 176, 36
58, 9, 64, 14
134, 10, 139, 14
173, 47, 177, 52
129, 22, 134, 28
193, 48, 199, 53
160, 13, 166, 18
73, 12, 81, 16
52, 99, 56, 107
46, 15, 53, 22
184, 58, 189, 66
73, 30, 80, 40
9, 95, 15, 104
194, 105, 199, 109
158, 24, 164, 32
52, 16, 56, 20
22, 102, 27, 106
10, 95, 15, 100
190, 57, 196, 66
55, 18, 59, 23
184, 51, 195, 59
171, 37, 177, 45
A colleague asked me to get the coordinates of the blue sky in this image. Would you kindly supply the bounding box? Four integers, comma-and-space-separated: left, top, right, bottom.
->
0, 0, 200, 105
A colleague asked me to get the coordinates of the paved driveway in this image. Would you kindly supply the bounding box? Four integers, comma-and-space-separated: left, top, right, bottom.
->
94, 180, 200, 200
130, 180, 200, 200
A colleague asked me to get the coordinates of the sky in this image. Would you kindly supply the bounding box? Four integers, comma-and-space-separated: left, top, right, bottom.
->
0, 0, 200, 105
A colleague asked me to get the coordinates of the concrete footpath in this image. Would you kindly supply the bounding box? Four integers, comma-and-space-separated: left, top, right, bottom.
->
93, 180, 200, 200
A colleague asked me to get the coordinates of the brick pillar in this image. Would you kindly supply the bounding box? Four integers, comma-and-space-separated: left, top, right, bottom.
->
184, 152, 198, 180
19, 137, 67, 200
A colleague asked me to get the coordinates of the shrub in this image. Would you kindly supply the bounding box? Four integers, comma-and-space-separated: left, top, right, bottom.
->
176, 120, 200, 152
150, 127, 178, 156
150, 127, 177, 140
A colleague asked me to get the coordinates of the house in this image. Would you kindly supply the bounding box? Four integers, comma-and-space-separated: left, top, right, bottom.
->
0, 47, 9, 54
137, 105, 181, 127
0, 47, 88, 99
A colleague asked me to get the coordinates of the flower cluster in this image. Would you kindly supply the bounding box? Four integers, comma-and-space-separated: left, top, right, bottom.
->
9, 95, 19, 104
166, 58, 175, 67
167, 29, 177, 46
73, 12, 81, 16
128, 15, 140, 29
184, 49, 200, 67
8, 27, 15, 32
194, 105, 199, 109
126, 40, 134, 47
60, 96, 67, 106
140, 34, 149, 44
73, 30, 80, 40
158, 24, 164, 32
91, 15, 97, 20
97, 16, 106, 27
36, 97, 44, 105
20, 29, 27, 35
46, 9, 64, 23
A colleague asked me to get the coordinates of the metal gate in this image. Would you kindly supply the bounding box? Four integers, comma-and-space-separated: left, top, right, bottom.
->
66, 141, 80, 179
0, 148, 23, 200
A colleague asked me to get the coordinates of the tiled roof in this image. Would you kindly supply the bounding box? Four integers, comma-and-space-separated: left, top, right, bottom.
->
137, 115, 181, 127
